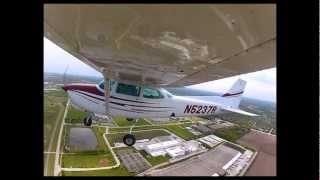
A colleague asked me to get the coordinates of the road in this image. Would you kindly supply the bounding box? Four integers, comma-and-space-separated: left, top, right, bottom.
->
53, 99, 70, 176
44, 102, 65, 176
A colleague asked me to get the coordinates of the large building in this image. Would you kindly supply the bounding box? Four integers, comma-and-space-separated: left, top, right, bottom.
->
135, 136, 203, 158
197, 135, 224, 148
142, 136, 183, 157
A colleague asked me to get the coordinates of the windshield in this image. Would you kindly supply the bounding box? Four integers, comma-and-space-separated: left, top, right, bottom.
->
98, 80, 116, 91
98, 80, 105, 90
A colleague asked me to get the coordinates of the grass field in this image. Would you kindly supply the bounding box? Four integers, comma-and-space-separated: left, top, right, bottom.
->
44, 154, 55, 176
44, 89, 68, 176
44, 93, 66, 151
139, 150, 170, 166
92, 126, 107, 151
62, 147, 135, 176
65, 106, 87, 124
106, 130, 170, 146
44, 89, 67, 98
62, 152, 116, 168
113, 117, 151, 126
213, 126, 250, 142
162, 124, 196, 140
44, 102, 60, 150
108, 123, 196, 141
108, 125, 160, 133
62, 164, 135, 176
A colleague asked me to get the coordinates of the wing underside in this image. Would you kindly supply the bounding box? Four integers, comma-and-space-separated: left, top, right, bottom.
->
44, 4, 276, 86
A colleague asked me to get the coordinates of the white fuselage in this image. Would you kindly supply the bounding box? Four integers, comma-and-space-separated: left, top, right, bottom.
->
66, 84, 227, 119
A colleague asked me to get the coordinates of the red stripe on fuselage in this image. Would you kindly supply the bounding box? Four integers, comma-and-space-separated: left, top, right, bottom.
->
222, 91, 244, 97
64, 84, 104, 96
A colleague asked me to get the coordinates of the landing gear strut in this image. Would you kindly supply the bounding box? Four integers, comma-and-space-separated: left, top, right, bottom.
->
122, 118, 138, 146
83, 114, 93, 126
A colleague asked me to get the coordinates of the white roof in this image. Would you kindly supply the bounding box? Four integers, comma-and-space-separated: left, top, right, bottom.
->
136, 139, 150, 143
149, 149, 167, 157
166, 146, 185, 157
146, 140, 180, 150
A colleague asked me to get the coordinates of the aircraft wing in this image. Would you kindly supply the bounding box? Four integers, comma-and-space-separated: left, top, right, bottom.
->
44, 5, 275, 87
221, 107, 259, 117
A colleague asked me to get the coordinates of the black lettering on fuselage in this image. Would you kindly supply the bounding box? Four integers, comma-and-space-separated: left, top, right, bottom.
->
184, 104, 218, 115
184, 105, 192, 113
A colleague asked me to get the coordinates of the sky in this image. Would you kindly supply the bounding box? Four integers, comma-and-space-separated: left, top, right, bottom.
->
44, 38, 276, 102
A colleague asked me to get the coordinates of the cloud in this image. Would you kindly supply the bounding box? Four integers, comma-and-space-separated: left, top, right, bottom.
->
189, 68, 276, 102
44, 38, 102, 77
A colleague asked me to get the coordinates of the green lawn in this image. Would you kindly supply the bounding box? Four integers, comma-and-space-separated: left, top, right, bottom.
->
44, 93, 67, 151
133, 126, 162, 131
62, 152, 116, 168
139, 150, 170, 166
65, 106, 87, 124
213, 126, 250, 142
108, 125, 161, 133
44, 89, 67, 98
161, 125, 195, 140
92, 126, 107, 151
113, 117, 151, 126
108, 127, 131, 133
108, 122, 194, 134
179, 122, 193, 128
43, 89, 68, 176
44, 154, 55, 176
44, 103, 60, 150
108, 123, 197, 141
106, 130, 170, 146
62, 165, 135, 176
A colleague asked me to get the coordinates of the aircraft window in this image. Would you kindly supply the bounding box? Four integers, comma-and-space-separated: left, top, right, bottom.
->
143, 87, 164, 99
99, 80, 116, 91
116, 83, 141, 97
99, 81, 105, 90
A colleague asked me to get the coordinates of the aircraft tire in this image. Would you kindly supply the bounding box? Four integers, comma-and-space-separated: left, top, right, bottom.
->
123, 134, 136, 146
127, 118, 134, 122
84, 116, 92, 126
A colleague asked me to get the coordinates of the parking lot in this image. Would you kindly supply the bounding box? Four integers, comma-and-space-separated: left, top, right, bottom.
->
116, 149, 151, 173
148, 144, 240, 176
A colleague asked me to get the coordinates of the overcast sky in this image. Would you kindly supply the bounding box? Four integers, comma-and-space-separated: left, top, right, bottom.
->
44, 38, 276, 102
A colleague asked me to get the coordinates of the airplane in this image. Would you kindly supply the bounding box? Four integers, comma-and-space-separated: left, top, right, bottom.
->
45, 5, 276, 146
62, 78, 257, 146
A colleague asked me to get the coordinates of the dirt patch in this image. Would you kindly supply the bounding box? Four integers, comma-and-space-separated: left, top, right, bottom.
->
236, 130, 276, 176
